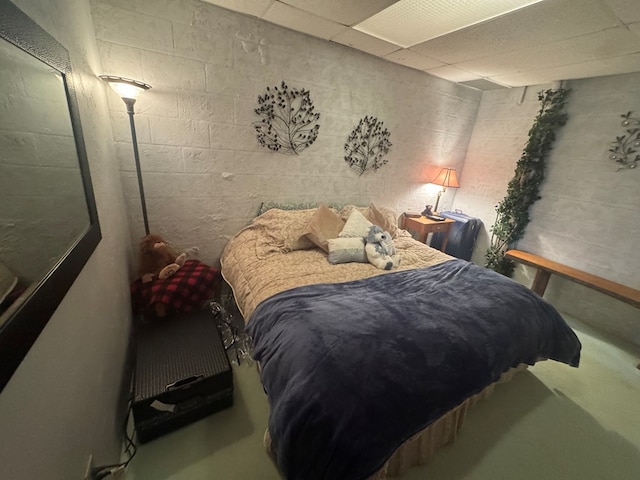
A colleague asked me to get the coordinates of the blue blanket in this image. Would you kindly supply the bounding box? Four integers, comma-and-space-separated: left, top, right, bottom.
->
247, 259, 581, 480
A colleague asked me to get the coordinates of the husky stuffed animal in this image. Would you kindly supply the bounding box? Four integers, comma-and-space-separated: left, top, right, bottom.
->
365, 225, 401, 270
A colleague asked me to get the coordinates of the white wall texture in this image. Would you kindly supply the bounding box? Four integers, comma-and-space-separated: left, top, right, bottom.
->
90, 0, 482, 269
454, 77, 640, 345
0, 0, 135, 479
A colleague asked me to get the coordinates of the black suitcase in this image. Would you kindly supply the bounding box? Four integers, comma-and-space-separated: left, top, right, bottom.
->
430, 210, 482, 261
132, 309, 233, 443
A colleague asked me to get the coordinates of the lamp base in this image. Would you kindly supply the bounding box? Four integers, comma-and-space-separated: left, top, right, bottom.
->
433, 189, 444, 213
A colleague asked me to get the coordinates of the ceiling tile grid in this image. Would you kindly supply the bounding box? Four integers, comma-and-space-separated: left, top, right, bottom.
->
200, 0, 640, 90
383, 49, 445, 70
278, 0, 398, 25
330, 28, 400, 57
455, 26, 640, 78
262, 1, 348, 40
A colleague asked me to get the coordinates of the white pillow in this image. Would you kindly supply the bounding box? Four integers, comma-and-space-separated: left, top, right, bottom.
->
338, 209, 373, 238
327, 237, 367, 264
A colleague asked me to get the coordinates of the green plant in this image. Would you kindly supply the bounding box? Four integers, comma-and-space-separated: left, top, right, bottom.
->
485, 88, 570, 276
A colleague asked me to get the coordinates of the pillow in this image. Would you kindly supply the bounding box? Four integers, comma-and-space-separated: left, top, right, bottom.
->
338, 204, 368, 221
338, 208, 373, 238
254, 208, 317, 252
365, 203, 399, 238
327, 237, 367, 264
303, 204, 345, 253
130, 259, 221, 316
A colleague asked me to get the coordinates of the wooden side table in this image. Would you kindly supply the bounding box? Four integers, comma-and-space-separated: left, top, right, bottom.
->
401, 215, 455, 252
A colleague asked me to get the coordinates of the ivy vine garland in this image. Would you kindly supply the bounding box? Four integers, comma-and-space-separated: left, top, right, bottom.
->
344, 116, 392, 175
254, 81, 320, 154
485, 88, 570, 276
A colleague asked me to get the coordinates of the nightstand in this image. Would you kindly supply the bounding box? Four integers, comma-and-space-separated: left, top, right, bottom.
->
401, 214, 455, 252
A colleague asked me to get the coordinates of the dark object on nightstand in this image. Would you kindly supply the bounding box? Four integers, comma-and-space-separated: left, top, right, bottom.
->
403, 212, 422, 218
132, 308, 233, 443
430, 211, 482, 261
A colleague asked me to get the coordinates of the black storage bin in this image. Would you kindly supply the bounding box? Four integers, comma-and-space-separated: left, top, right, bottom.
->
132, 309, 233, 443
430, 210, 482, 261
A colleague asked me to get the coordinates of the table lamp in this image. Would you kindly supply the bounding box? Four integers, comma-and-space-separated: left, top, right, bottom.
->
429, 167, 459, 213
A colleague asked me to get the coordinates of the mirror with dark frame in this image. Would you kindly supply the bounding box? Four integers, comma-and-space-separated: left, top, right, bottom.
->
0, 0, 102, 391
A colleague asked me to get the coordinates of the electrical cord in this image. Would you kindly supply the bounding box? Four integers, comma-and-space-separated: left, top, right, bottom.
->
91, 392, 138, 479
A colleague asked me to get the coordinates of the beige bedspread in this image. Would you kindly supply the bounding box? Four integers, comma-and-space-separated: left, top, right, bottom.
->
220, 206, 452, 320
220, 206, 532, 479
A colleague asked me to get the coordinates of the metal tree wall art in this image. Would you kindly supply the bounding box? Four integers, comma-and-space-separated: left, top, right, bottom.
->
609, 111, 640, 170
254, 81, 320, 155
344, 116, 392, 175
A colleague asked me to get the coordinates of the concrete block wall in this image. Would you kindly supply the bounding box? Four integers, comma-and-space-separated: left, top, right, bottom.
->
453, 77, 640, 345
91, 0, 481, 267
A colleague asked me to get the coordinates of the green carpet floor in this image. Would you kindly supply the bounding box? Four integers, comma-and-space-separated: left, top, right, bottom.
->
126, 314, 640, 480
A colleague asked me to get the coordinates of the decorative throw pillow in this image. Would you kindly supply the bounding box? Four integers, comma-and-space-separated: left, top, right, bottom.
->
304, 204, 345, 253
256, 208, 317, 252
338, 208, 373, 238
327, 237, 367, 264
338, 204, 367, 221
365, 203, 399, 238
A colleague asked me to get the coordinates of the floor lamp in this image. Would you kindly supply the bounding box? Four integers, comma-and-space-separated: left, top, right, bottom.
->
100, 75, 152, 235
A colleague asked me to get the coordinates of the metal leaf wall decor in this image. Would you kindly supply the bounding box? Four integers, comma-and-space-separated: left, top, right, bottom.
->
609, 111, 639, 170
253, 81, 320, 155
344, 116, 392, 175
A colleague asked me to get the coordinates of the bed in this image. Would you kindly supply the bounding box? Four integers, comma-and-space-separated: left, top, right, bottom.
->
220, 204, 581, 480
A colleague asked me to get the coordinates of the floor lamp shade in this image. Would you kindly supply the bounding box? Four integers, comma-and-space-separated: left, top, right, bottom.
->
100, 75, 152, 235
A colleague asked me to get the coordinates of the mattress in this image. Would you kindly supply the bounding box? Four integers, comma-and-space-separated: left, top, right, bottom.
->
220, 206, 452, 320
220, 205, 581, 479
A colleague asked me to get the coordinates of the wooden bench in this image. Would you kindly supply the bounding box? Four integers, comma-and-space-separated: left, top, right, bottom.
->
505, 249, 640, 309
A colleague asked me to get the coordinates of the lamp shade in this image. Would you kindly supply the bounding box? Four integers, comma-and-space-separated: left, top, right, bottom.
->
99, 75, 151, 100
430, 168, 459, 188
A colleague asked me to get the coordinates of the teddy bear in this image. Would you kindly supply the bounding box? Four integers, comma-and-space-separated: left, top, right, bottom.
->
365, 225, 401, 270
137, 234, 187, 284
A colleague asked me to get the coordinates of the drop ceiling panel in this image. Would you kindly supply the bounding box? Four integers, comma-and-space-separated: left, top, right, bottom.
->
628, 21, 640, 38
460, 79, 508, 90
200, 0, 273, 18
457, 27, 640, 77
331, 29, 400, 57
262, 1, 348, 40
423, 65, 483, 83
353, 0, 544, 48
279, 0, 399, 26
409, 0, 623, 64
603, 0, 640, 24
490, 52, 640, 86
383, 49, 445, 70
198, 0, 640, 88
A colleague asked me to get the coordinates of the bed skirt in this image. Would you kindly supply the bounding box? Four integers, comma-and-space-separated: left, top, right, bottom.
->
263, 364, 528, 479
